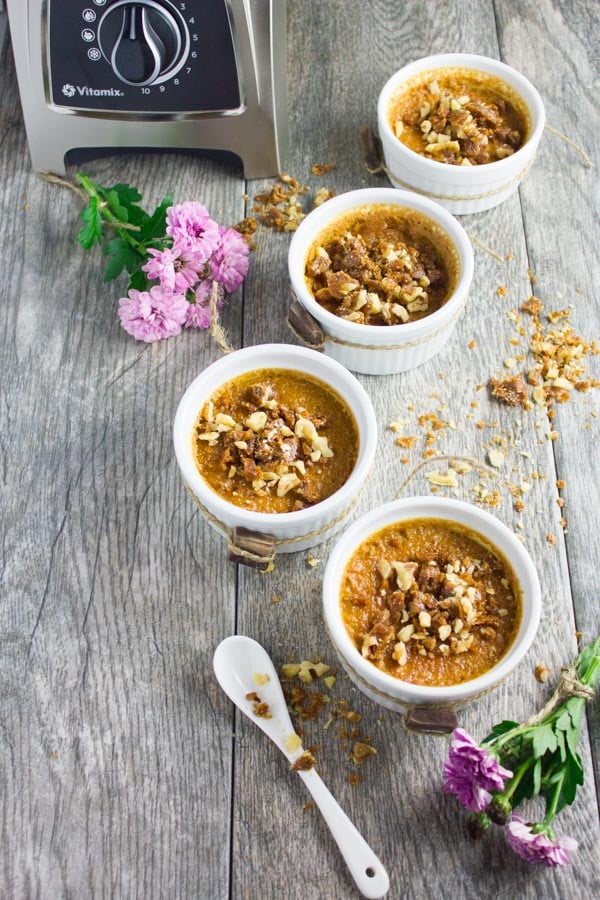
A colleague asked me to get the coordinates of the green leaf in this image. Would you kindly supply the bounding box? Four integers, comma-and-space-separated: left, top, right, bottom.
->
102, 237, 144, 282
555, 728, 566, 762
575, 635, 600, 682
542, 751, 583, 815
482, 720, 520, 745
77, 196, 103, 249
106, 183, 149, 228
127, 269, 150, 293
532, 724, 558, 759
139, 194, 173, 244
105, 189, 129, 222
108, 182, 142, 206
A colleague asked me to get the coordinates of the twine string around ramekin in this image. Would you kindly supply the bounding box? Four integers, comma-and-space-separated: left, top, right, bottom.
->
363, 123, 592, 203
182, 473, 370, 572
379, 157, 534, 202
287, 290, 468, 353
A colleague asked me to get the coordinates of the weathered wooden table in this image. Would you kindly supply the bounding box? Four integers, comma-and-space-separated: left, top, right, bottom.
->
2, 2, 599, 897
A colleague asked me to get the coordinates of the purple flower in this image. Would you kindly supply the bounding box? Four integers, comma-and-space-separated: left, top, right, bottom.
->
117, 286, 188, 342
442, 728, 513, 812
142, 244, 199, 292
184, 280, 224, 330
506, 815, 578, 867
165, 201, 220, 263
209, 226, 249, 293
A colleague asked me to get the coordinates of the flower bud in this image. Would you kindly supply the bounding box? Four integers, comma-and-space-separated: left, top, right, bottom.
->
488, 795, 512, 825
466, 812, 491, 842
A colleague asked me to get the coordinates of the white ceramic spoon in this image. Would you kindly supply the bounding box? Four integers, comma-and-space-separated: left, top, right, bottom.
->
213, 635, 390, 899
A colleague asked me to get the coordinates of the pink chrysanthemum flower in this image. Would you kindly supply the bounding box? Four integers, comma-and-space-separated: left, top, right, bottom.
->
118, 286, 188, 342
165, 201, 220, 263
442, 729, 513, 812
209, 226, 249, 293
184, 280, 225, 329
506, 815, 578, 867
142, 244, 199, 293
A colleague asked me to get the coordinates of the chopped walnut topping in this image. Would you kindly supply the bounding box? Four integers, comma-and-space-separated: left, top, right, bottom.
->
521, 295, 542, 316
194, 381, 338, 506
534, 663, 551, 683
392, 76, 525, 166
284, 733, 303, 753
305, 207, 453, 327
426, 467, 459, 488
487, 449, 505, 468
351, 742, 378, 765
361, 556, 516, 668
252, 174, 309, 232
291, 750, 317, 771
489, 373, 528, 407
246, 692, 272, 719
311, 163, 336, 176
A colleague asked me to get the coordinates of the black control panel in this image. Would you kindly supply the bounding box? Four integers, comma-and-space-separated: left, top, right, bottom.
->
48, 0, 241, 113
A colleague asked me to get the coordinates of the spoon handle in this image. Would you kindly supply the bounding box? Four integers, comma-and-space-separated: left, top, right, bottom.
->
297, 767, 390, 898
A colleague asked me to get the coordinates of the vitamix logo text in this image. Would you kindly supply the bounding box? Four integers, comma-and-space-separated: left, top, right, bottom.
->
61, 84, 125, 98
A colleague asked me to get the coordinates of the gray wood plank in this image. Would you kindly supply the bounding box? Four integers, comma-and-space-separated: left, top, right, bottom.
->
495, 0, 600, 795
0, 36, 244, 900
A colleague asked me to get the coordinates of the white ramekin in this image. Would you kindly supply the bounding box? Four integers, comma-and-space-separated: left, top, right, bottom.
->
287, 188, 473, 375
323, 497, 541, 711
377, 53, 546, 214
173, 344, 377, 556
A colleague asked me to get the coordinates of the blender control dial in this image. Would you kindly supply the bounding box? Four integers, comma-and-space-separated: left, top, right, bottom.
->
98, 0, 189, 87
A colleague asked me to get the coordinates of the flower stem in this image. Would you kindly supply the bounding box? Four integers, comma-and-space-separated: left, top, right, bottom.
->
503, 757, 535, 803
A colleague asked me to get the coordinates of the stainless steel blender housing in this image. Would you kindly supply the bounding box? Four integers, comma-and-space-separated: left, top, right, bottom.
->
7, 0, 288, 177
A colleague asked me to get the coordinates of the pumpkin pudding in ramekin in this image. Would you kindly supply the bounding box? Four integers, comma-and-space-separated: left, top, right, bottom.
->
377, 54, 545, 214
288, 187, 473, 375
323, 497, 541, 711
174, 344, 377, 559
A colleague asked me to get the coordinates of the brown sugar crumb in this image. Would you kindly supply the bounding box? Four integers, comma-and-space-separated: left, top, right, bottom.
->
468, 339, 477, 349
489, 373, 528, 407
291, 750, 317, 771
535, 662, 551, 683
497, 285, 508, 296
304, 801, 315, 810
401, 456, 410, 464
348, 773, 361, 785
395, 435, 418, 449
556, 479, 566, 489
246, 692, 272, 719
521, 295, 543, 316
272, 594, 281, 604
311, 163, 336, 176
546, 533, 557, 545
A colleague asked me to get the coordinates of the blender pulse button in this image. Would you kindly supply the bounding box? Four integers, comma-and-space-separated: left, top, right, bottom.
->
87, 48, 102, 61
82, 29, 96, 43
93, 0, 107, 5
82, 9, 97, 23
